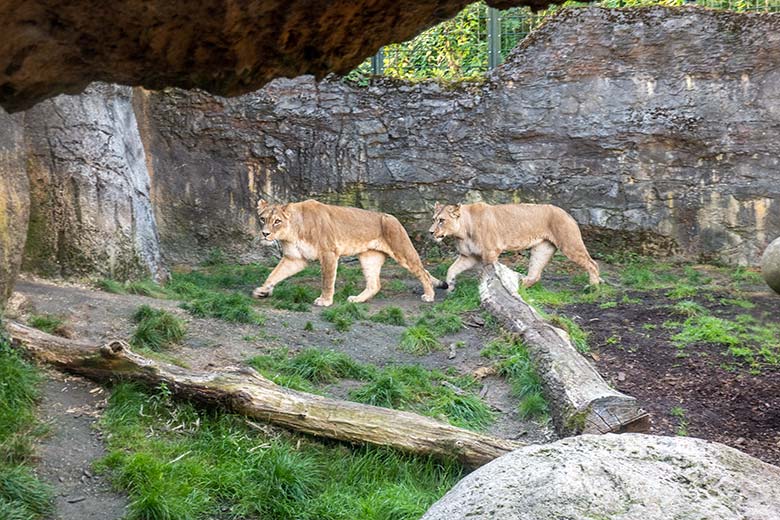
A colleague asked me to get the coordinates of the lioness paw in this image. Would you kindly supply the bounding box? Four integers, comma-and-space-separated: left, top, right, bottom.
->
252, 286, 273, 298
313, 296, 333, 307
421, 293, 435, 303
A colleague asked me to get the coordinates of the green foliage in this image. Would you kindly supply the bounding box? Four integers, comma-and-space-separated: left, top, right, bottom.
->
666, 285, 699, 300
98, 381, 463, 520
370, 307, 407, 326
518, 283, 574, 307
0, 330, 54, 519
481, 336, 548, 420
321, 302, 369, 332
130, 305, 186, 352
415, 311, 462, 337
27, 314, 66, 336
125, 279, 169, 298
399, 326, 442, 355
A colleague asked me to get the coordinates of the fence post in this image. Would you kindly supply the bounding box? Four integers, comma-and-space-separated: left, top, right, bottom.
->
487, 7, 501, 69
371, 48, 384, 76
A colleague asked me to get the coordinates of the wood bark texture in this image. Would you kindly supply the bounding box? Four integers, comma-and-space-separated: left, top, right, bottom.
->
479, 262, 650, 436
7, 321, 522, 468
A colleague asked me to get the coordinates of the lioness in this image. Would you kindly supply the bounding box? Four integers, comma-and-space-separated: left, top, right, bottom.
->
429, 202, 601, 290
254, 199, 445, 306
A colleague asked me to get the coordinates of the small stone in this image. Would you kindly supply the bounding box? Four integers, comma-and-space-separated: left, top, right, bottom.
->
66, 496, 87, 504
734, 437, 746, 445
617, 372, 626, 382
83, 469, 93, 478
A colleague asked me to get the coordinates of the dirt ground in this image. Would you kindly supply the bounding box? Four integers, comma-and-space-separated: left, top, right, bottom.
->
36, 372, 128, 520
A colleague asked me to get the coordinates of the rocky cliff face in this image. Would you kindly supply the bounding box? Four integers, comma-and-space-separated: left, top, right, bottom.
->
22, 83, 165, 280
142, 7, 780, 266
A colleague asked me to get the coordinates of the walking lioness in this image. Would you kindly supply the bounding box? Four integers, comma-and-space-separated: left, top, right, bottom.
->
254, 199, 445, 306
429, 202, 601, 290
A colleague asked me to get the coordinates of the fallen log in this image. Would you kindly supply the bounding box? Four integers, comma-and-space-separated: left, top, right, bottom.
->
7, 321, 521, 468
479, 263, 650, 436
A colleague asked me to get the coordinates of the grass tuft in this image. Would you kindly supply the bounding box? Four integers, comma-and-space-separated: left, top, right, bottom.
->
399, 325, 442, 355
130, 306, 186, 352
271, 284, 318, 312
27, 314, 68, 336
182, 292, 265, 325
482, 336, 548, 421
321, 302, 369, 332
370, 307, 407, 327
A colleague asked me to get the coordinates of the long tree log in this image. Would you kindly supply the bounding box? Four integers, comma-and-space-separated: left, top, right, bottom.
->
7, 321, 521, 468
479, 263, 650, 436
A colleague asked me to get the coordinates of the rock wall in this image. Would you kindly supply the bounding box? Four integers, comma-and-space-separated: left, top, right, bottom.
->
0, 110, 29, 306
22, 83, 165, 281
141, 7, 780, 266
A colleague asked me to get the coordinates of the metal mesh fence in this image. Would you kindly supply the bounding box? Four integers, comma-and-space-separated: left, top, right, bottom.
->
343, 0, 780, 83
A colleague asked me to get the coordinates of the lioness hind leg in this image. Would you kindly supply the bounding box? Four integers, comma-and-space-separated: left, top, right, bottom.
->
348, 251, 385, 303
523, 241, 557, 288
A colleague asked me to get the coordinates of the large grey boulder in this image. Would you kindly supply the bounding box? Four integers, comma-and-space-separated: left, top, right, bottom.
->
0, 109, 29, 307
422, 434, 780, 520
762, 237, 780, 295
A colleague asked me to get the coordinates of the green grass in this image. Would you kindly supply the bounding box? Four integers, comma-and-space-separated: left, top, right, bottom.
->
97, 383, 462, 520
0, 328, 54, 519
669, 314, 780, 366
370, 307, 406, 326
27, 314, 66, 336
96, 278, 128, 294
321, 302, 369, 332
481, 336, 548, 421
670, 406, 689, 436
518, 283, 574, 307
671, 300, 708, 317
730, 266, 764, 285
548, 315, 589, 353
666, 285, 699, 300
399, 325, 442, 355
130, 305, 187, 351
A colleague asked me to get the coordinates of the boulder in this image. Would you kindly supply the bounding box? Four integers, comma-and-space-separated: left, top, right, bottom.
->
761, 237, 780, 295
0, 109, 29, 307
0, 0, 541, 113
422, 434, 780, 520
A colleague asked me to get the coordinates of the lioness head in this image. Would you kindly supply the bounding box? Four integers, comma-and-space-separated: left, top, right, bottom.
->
257, 200, 293, 242
429, 202, 462, 242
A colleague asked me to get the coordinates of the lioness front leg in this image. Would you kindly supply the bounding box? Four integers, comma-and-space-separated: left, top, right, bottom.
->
445, 255, 479, 293
252, 257, 307, 298
314, 252, 338, 307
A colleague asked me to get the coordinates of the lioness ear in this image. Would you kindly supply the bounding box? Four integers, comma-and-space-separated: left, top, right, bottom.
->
434, 201, 442, 213
449, 204, 461, 218
257, 199, 268, 213
280, 204, 290, 218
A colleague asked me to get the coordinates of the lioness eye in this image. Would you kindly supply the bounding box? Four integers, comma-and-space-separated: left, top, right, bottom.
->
438, 219, 444, 224
274, 219, 282, 225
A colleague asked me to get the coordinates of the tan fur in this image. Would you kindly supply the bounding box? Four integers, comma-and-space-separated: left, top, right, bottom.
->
255, 199, 444, 306
429, 202, 601, 289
